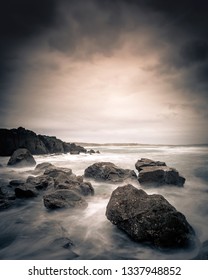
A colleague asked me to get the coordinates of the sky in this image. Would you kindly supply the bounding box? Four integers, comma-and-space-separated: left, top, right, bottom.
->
0, 0, 208, 144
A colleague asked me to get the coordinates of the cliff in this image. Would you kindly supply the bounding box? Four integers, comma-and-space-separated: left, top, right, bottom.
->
0, 127, 86, 156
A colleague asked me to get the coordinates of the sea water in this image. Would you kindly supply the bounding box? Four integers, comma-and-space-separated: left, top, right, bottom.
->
0, 144, 208, 259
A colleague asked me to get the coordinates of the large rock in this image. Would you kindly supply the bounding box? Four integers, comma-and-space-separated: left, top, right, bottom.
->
43, 190, 88, 210
15, 184, 39, 198
7, 148, 36, 167
64, 143, 87, 154
106, 184, 195, 249
35, 162, 56, 172
135, 158, 166, 172
138, 166, 185, 186
43, 168, 76, 189
0, 127, 87, 156
136, 158, 185, 186
84, 162, 137, 183
26, 175, 55, 190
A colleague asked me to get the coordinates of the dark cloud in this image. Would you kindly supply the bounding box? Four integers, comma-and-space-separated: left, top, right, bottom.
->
0, 0, 57, 79
0, 0, 208, 143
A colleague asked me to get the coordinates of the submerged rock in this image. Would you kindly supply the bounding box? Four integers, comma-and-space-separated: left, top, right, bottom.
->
7, 148, 36, 167
106, 184, 195, 249
84, 162, 137, 183
43, 190, 88, 210
0, 199, 15, 210
138, 166, 185, 186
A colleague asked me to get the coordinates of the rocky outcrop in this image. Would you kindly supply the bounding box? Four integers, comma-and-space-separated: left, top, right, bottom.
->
7, 148, 36, 167
63, 143, 87, 154
38, 135, 65, 154
15, 184, 39, 198
106, 184, 195, 249
136, 158, 185, 186
0, 162, 94, 211
84, 162, 137, 183
138, 166, 185, 186
0, 127, 87, 156
43, 190, 88, 209
26, 175, 55, 190
135, 158, 166, 171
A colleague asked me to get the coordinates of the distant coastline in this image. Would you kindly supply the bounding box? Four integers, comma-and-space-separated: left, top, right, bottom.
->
75, 142, 208, 147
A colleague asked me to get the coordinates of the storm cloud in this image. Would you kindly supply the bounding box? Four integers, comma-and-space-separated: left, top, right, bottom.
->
0, 0, 208, 144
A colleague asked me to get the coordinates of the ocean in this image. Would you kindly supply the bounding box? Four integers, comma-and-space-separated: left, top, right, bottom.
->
0, 144, 208, 260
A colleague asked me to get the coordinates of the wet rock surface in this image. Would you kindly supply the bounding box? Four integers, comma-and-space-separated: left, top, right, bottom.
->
136, 158, 185, 186
7, 148, 36, 167
0, 162, 94, 211
43, 190, 88, 209
106, 184, 195, 249
138, 166, 186, 186
84, 162, 137, 183
135, 158, 166, 171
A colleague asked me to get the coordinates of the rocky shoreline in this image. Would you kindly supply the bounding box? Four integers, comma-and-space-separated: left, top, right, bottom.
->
0, 151, 200, 254
0, 130, 206, 258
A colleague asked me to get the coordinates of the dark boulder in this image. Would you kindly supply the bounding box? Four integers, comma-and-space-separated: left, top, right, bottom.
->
64, 143, 87, 154
136, 158, 185, 186
135, 158, 166, 172
43, 190, 88, 210
15, 184, 39, 198
87, 149, 96, 154
26, 175, 55, 190
106, 184, 195, 249
35, 162, 55, 172
70, 150, 80, 155
7, 148, 36, 167
138, 166, 185, 186
84, 162, 137, 183
78, 182, 94, 196
43, 169, 75, 189
9, 179, 25, 187
44, 167, 73, 177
